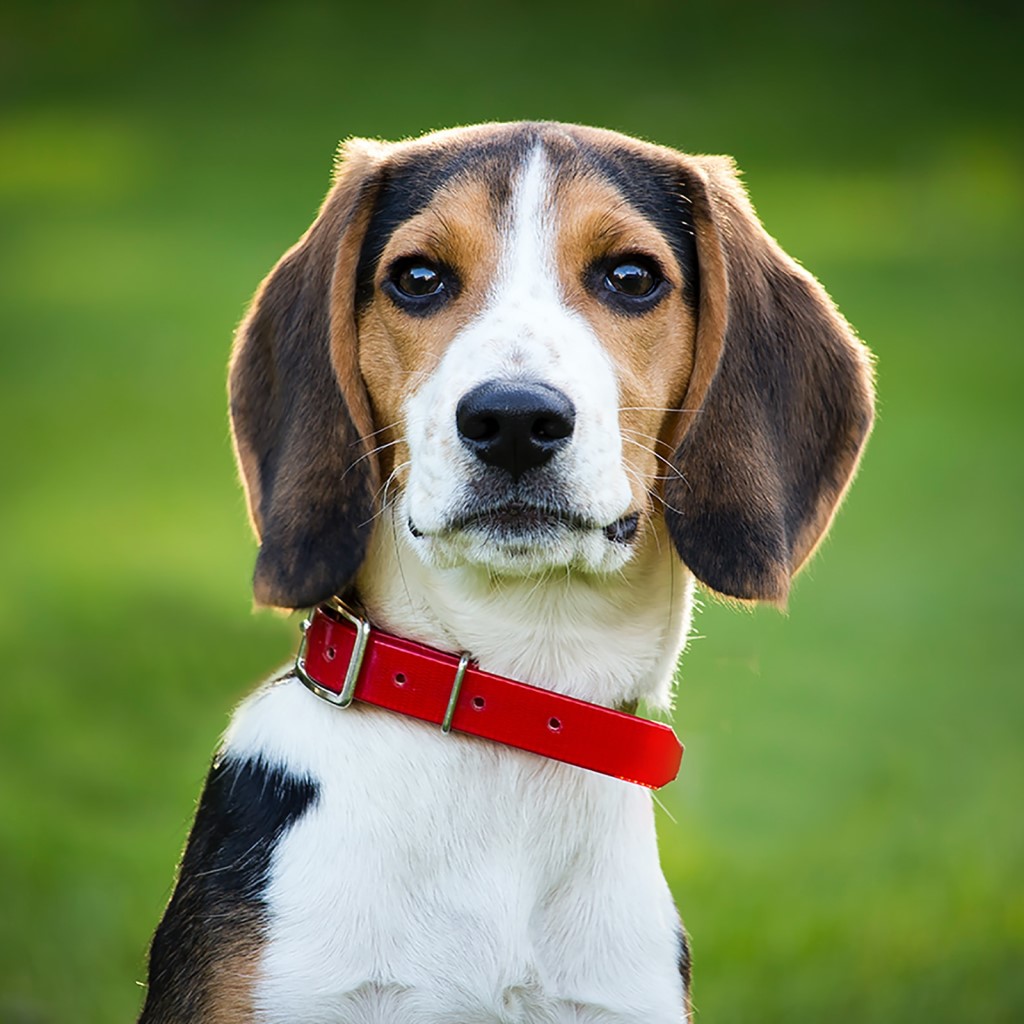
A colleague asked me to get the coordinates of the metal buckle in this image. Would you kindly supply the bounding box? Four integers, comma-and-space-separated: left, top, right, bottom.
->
296, 597, 474, 728
294, 597, 370, 708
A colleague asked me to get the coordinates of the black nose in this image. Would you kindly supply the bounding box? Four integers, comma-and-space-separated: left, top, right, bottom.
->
456, 380, 576, 481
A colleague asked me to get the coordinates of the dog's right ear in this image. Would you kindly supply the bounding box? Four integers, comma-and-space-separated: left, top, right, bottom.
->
229, 139, 387, 609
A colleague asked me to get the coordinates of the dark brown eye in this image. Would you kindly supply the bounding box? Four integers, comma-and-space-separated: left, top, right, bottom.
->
395, 263, 443, 297
384, 257, 458, 316
606, 261, 657, 297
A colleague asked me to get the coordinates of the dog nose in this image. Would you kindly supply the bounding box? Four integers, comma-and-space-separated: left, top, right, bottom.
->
456, 380, 576, 480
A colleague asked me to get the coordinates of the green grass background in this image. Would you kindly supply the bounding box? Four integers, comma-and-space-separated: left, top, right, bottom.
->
1, 1, 1020, 1020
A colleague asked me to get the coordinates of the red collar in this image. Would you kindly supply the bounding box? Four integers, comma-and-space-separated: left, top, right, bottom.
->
294, 601, 683, 789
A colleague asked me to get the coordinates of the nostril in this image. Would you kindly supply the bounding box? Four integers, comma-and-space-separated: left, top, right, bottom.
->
532, 414, 573, 441
460, 413, 500, 442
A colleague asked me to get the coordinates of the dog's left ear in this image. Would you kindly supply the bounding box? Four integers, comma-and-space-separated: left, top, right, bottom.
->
229, 139, 387, 609
664, 156, 875, 604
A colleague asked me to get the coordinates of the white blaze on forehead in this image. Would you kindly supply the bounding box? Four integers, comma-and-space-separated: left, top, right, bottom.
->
401, 144, 634, 573
501, 146, 555, 299
485, 151, 608, 385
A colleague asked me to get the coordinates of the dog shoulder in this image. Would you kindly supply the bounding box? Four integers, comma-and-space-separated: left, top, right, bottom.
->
138, 682, 319, 1023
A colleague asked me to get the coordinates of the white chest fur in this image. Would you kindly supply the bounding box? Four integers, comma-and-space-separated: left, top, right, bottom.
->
220, 518, 693, 1022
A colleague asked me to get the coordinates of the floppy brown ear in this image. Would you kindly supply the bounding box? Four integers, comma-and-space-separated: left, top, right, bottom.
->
664, 156, 875, 604
228, 139, 386, 609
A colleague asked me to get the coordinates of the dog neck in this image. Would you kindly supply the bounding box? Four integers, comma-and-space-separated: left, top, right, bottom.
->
353, 507, 694, 710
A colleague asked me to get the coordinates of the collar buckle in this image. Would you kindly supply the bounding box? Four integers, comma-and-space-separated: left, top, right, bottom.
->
295, 597, 370, 708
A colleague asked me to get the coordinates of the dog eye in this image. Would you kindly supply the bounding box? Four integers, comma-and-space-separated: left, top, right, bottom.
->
394, 262, 444, 297
605, 260, 658, 297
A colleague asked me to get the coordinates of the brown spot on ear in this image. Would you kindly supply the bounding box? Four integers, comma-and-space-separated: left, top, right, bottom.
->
663, 155, 875, 603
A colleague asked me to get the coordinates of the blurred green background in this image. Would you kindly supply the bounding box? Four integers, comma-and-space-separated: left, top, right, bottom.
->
1, 1, 1020, 1021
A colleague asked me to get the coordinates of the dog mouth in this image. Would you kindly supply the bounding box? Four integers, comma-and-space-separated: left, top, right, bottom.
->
602, 512, 639, 543
410, 505, 639, 544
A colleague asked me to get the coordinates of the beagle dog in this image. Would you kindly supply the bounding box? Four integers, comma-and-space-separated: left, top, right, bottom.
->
139, 121, 874, 1023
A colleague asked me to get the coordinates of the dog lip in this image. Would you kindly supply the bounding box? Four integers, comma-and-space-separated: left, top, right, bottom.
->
439, 503, 638, 539
603, 512, 639, 544
447, 502, 597, 534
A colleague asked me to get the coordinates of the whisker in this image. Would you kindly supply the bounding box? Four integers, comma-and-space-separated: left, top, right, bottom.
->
379, 460, 410, 505
352, 421, 401, 444
388, 500, 415, 608
618, 406, 701, 415
620, 471, 666, 557
620, 426, 670, 441
620, 436, 690, 488
648, 492, 686, 518
620, 463, 686, 523
652, 790, 678, 825
620, 426, 676, 456
643, 486, 686, 519
358, 460, 411, 529
338, 437, 408, 484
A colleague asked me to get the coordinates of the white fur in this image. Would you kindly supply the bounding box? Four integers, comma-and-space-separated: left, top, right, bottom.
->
221, 148, 695, 1022
403, 150, 635, 576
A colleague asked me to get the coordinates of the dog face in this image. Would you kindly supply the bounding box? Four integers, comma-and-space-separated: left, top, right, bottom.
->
356, 141, 697, 576
229, 122, 874, 608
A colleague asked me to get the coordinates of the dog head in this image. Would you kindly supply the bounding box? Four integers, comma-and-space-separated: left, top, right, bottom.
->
229, 122, 874, 609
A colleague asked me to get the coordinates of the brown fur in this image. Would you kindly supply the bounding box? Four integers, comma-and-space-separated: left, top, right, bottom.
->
552, 173, 697, 517
202, 940, 261, 1024
356, 176, 502, 483
139, 912, 261, 1024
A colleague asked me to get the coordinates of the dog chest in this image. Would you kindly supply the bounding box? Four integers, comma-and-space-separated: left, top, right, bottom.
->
224, 679, 687, 1022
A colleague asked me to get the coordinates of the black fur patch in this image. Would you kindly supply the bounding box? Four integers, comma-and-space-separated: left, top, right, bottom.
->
671, 502, 791, 602
138, 757, 318, 1022
677, 923, 693, 997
